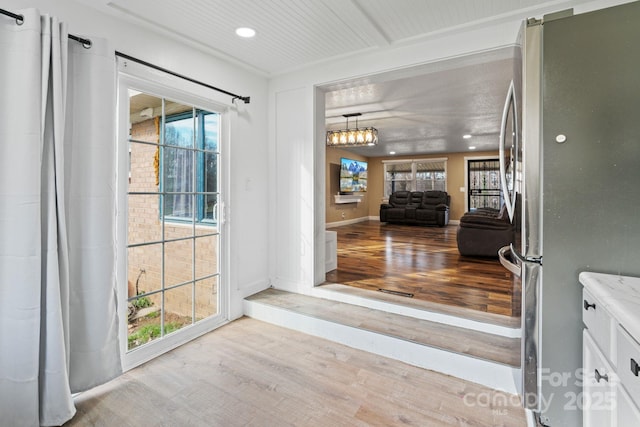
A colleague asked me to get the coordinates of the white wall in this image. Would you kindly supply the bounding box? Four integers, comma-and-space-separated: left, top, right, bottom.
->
4, 0, 271, 319
270, 87, 314, 292
267, 0, 633, 293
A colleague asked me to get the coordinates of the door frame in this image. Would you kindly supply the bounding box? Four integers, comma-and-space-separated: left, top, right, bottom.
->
116, 66, 231, 371
463, 155, 501, 213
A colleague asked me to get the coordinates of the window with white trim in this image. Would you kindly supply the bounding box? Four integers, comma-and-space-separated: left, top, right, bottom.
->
383, 158, 447, 198
162, 110, 219, 224
415, 160, 446, 192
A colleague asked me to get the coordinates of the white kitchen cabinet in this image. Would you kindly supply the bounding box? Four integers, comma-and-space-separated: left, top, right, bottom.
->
580, 272, 640, 427
583, 331, 616, 427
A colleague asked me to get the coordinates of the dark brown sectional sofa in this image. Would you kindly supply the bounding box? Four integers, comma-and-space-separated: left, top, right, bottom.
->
379, 191, 450, 227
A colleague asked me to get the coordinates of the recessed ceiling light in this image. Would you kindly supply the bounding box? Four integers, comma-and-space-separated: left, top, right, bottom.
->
463, 134, 472, 139
235, 27, 256, 38
389, 151, 396, 155
469, 146, 476, 150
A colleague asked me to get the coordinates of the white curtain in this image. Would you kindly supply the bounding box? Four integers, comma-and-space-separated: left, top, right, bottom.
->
0, 9, 121, 426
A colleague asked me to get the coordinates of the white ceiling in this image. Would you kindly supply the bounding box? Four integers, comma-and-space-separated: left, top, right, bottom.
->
323, 47, 518, 157
77, 0, 599, 156
77, 0, 593, 76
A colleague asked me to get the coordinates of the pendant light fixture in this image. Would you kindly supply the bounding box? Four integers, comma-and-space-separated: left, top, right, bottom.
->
326, 113, 378, 147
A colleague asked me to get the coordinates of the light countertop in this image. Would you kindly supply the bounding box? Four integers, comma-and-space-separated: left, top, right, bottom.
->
579, 271, 640, 342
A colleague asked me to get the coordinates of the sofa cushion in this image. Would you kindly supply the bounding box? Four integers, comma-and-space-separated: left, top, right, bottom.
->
457, 205, 514, 256
459, 218, 511, 230
385, 208, 407, 220
457, 226, 513, 257
389, 191, 411, 207
421, 190, 448, 208
409, 191, 424, 206
460, 208, 510, 229
415, 209, 436, 221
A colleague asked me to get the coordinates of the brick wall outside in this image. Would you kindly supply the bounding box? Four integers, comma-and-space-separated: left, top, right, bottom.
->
128, 118, 218, 320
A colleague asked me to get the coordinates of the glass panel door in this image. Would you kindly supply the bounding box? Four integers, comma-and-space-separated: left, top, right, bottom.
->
468, 159, 503, 210
122, 87, 225, 366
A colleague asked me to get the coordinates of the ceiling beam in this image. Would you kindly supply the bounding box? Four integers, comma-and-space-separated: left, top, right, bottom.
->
320, 0, 391, 47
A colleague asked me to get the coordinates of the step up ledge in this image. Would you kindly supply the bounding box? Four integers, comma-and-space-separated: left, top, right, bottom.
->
244, 299, 521, 395
312, 285, 521, 338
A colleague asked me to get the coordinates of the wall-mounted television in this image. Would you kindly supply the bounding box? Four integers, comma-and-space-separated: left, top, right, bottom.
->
340, 157, 367, 193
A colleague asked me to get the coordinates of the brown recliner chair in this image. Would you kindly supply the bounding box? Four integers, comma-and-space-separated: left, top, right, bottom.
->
456, 207, 514, 257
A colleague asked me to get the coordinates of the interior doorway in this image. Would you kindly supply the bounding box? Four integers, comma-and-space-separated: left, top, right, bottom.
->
316, 50, 521, 321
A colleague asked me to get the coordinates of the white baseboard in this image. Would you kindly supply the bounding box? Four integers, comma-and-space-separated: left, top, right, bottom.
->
327, 217, 459, 227
237, 279, 270, 295
326, 216, 372, 228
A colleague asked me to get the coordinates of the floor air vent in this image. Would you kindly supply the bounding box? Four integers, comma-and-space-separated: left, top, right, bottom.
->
378, 288, 414, 298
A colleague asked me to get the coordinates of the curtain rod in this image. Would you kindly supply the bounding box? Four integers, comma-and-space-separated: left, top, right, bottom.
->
1, 8, 92, 48
115, 51, 250, 104
1, 8, 250, 104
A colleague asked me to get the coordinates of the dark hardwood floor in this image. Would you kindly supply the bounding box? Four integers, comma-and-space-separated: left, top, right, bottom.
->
325, 221, 520, 317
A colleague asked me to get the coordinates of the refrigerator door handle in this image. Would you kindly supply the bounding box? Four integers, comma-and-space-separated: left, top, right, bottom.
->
498, 245, 521, 277
510, 243, 543, 265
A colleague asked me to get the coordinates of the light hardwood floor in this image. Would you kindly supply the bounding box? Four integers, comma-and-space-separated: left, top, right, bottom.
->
65, 318, 526, 427
326, 221, 520, 317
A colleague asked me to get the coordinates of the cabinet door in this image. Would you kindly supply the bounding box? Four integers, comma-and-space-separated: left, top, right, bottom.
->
582, 289, 615, 363
617, 385, 640, 427
583, 331, 616, 427
616, 324, 640, 409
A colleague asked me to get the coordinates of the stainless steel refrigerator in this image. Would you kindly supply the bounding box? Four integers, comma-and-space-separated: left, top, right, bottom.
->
498, 2, 640, 425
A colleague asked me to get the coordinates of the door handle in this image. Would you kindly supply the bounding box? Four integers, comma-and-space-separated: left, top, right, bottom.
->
498, 245, 521, 277
510, 243, 542, 265
594, 369, 609, 383
583, 300, 596, 311
632, 358, 639, 377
